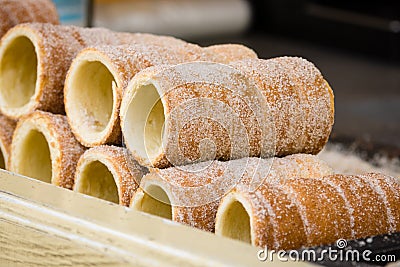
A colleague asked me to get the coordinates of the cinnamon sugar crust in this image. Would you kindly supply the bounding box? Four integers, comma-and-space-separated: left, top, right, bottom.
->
230, 57, 335, 156
121, 58, 334, 168
0, 23, 201, 119
121, 62, 275, 168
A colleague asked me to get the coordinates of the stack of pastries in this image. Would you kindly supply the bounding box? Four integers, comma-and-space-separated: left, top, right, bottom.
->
0, 4, 398, 252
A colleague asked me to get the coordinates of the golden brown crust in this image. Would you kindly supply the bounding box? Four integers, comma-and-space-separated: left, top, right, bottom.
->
0, 113, 16, 169
202, 44, 258, 64
319, 174, 400, 236
65, 43, 202, 147
280, 178, 353, 247
9, 111, 85, 189
74, 145, 147, 206
0, 0, 59, 38
230, 57, 335, 156
132, 154, 333, 232
216, 173, 400, 250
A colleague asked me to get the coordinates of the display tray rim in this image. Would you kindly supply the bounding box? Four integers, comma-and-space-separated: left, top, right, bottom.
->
0, 169, 314, 267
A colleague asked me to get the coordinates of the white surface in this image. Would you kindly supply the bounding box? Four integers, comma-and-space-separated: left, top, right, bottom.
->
318, 144, 400, 179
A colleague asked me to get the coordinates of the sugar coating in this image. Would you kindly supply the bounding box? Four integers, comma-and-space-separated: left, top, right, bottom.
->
66, 42, 204, 147
202, 44, 258, 64
125, 62, 273, 168
1, 23, 202, 119
71, 41, 257, 147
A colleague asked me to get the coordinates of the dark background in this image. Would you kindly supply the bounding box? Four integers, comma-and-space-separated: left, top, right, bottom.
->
193, 0, 400, 155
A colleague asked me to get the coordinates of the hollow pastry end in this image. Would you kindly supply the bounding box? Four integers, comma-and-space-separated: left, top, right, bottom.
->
215, 191, 254, 245
65, 50, 120, 147
10, 115, 59, 184
121, 76, 166, 167
131, 180, 173, 220
0, 27, 41, 119
74, 157, 120, 204
9, 111, 85, 189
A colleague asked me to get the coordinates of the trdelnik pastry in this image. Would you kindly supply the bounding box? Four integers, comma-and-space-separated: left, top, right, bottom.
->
215, 173, 400, 250
120, 57, 334, 168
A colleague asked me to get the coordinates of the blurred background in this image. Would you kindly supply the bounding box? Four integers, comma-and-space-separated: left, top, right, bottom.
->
53, 0, 400, 159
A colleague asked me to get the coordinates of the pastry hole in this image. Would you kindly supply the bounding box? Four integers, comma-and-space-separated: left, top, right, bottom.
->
75, 160, 119, 204
219, 199, 251, 244
0, 36, 37, 108
136, 184, 172, 220
0, 148, 5, 169
125, 84, 165, 162
16, 130, 52, 183
68, 61, 115, 137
